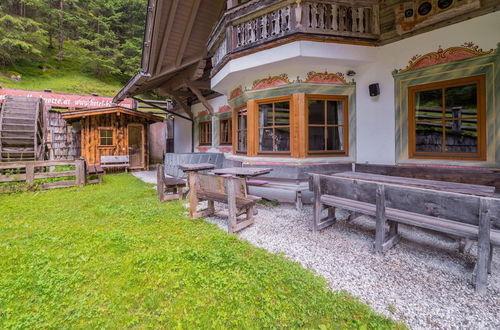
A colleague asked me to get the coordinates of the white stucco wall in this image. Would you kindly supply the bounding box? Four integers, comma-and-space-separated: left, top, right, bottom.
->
355, 11, 500, 165
173, 111, 193, 153
209, 11, 500, 165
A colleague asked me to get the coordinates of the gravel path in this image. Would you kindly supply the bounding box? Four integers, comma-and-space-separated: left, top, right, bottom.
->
201, 201, 500, 329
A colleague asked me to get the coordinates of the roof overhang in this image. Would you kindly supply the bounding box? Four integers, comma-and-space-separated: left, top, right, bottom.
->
61, 106, 163, 123
113, 0, 226, 117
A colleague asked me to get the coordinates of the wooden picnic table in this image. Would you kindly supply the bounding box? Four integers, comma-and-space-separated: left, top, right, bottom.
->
332, 171, 496, 197
178, 163, 216, 172
210, 167, 272, 178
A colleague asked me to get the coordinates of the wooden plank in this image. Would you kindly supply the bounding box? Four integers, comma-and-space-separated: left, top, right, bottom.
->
211, 167, 272, 177
25, 163, 34, 185
374, 185, 386, 254
354, 163, 500, 190
75, 159, 86, 187
179, 163, 215, 171
225, 177, 238, 233
475, 198, 491, 294
335, 171, 495, 197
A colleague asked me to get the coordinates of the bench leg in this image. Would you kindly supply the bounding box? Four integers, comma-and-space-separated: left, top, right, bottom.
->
487, 245, 493, 275
312, 174, 335, 232
374, 185, 387, 254
295, 191, 303, 211
475, 199, 490, 294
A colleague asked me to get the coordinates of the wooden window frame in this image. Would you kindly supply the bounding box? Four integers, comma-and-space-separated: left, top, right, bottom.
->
198, 120, 212, 146
305, 94, 349, 157
219, 117, 232, 145
234, 106, 248, 154
98, 127, 114, 147
254, 96, 293, 156
408, 75, 486, 161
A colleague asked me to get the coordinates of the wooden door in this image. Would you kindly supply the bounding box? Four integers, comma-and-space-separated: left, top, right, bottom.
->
128, 124, 144, 168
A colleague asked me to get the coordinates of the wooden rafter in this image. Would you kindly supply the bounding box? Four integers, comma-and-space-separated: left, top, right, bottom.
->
154, 0, 180, 75
175, 0, 202, 68
168, 90, 193, 119
185, 81, 214, 115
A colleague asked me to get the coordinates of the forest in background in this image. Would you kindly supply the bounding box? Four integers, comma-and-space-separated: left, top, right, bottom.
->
0, 0, 147, 95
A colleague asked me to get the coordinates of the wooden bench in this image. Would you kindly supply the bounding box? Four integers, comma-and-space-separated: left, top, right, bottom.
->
86, 164, 104, 184
156, 164, 186, 201
100, 155, 130, 172
310, 173, 500, 294
188, 173, 261, 233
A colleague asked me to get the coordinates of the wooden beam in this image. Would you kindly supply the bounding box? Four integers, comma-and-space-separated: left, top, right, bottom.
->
175, 0, 202, 68
154, 0, 180, 75
155, 60, 206, 93
185, 81, 214, 115
169, 91, 193, 119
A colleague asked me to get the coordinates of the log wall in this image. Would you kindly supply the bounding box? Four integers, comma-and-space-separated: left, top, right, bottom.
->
79, 113, 149, 169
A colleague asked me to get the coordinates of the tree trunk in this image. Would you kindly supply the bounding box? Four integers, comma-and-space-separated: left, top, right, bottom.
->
57, 0, 64, 61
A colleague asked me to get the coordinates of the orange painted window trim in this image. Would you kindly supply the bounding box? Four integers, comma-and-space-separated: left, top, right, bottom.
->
408, 75, 486, 161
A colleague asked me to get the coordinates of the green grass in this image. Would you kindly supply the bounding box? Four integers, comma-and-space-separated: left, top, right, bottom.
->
0, 44, 123, 97
0, 174, 402, 328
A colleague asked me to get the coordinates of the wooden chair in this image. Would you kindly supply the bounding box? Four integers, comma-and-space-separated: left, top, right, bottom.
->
156, 164, 186, 201
188, 172, 261, 233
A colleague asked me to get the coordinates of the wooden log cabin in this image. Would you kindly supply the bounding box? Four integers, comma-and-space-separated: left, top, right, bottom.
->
62, 106, 163, 170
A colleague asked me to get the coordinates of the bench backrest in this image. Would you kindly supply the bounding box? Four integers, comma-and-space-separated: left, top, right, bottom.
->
311, 174, 500, 228
101, 155, 129, 165
196, 174, 247, 197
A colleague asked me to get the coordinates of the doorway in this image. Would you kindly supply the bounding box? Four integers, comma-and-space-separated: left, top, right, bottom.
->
128, 124, 144, 168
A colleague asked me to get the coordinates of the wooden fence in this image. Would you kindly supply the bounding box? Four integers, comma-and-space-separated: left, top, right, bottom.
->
0, 159, 86, 193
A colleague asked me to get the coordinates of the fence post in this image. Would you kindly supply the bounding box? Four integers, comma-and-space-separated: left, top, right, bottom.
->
25, 163, 35, 185
75, 159, 86, 187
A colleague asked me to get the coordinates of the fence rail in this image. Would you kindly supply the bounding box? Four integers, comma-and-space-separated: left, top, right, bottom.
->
0, 159, 86, 193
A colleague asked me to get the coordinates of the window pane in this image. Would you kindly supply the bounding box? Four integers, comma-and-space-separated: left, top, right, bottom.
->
445, 119, 478, 153
238, 129, 247, 151
274, 102, 290, 126
445, 84, 477, 118
238, 110, 247, 130
327, 101, 344, 125
308, 126, 325, 151
416, 88, 442, 120
415, 121, 443, 152
275, 127, 290, 151
100, 130, 113, 145
258, 103, 273, 127
308, 100, 324, 125
327, 126, 344, 151
259, 128, 274, 151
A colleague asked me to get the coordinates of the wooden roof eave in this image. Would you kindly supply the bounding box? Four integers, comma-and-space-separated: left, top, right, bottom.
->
61, 107, 163, 123
113, 0, 226, 104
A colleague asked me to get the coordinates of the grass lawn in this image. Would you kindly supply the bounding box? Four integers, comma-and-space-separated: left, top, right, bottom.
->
0, 174, 402, 328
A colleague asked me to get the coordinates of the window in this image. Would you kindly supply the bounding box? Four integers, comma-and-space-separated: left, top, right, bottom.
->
219, 118, 232, 145
307, 96, 348, 155
199, 121, 212, 146
236, 108, 247, 153
99, 128, 113, 146
409, 75, 485, 160
257, 100, 290, 154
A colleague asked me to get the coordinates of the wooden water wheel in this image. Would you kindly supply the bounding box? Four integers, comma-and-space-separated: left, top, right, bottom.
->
0, 95, 46, 162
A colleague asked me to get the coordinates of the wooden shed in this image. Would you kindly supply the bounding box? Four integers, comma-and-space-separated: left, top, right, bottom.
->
62, 106, 163, 170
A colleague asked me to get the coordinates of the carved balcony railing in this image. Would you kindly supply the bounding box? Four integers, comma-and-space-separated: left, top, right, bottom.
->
209, 0, 380, 71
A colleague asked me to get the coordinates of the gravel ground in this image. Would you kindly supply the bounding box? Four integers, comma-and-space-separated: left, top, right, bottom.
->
201, 201, 500, 329
133, 171, 499, 328
132, 170, 157, 184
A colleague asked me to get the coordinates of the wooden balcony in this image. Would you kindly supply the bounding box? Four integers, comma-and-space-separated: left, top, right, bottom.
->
209, 0, 380, 72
